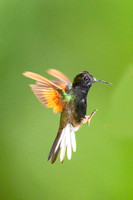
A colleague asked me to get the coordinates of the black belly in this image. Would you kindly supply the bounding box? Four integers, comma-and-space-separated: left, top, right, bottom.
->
69, 86, 89, 125
74, 98, 87, 123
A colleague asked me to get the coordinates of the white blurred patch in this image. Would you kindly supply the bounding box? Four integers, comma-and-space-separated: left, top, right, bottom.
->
59, 124, 79, 162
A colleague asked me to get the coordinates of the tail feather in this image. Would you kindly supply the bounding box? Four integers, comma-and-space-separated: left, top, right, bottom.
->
66, 127, 72, 160
47, 124, 79, 164
60, 135, 66, 163
71, 130, 76, 152
47, 130, 62, 162
51, 148, 60, 164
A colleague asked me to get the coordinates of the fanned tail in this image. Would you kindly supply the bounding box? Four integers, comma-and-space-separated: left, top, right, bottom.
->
47, 124, 79, 164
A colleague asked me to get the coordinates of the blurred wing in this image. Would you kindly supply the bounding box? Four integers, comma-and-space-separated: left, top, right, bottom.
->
47, 69, 72, 89
23, 71, 71, 113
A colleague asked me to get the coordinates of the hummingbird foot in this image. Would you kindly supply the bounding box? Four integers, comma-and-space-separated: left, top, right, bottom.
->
82, 109, 97, 126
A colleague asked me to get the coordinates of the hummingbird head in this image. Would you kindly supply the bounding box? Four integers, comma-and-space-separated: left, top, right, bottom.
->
72, 71, 111, 89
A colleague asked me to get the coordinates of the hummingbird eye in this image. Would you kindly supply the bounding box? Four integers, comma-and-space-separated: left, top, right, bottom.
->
83, 76, 89, 82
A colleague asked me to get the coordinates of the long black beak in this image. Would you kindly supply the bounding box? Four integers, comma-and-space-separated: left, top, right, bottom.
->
93, 77, 112, 85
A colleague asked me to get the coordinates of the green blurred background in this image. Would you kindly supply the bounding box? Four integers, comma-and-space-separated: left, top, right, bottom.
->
0, 0, 133, 199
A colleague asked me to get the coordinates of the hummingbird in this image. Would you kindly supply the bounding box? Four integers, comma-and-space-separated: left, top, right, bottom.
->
23, 69, 111, 164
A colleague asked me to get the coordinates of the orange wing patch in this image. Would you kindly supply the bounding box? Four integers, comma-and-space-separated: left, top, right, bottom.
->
23, 70, 71, 113
29, 83, 66, 113
43, 84, 66, 113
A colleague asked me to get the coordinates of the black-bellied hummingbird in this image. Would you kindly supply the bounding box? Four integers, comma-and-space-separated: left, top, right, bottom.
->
23, 69, 111, 164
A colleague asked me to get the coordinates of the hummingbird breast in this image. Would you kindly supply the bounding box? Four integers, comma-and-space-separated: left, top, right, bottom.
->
73, 97, 87, 124
60, 86, 89, 128
70, 86, 88, 126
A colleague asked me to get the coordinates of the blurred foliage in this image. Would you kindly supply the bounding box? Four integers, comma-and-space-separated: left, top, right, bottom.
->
0, 0, 133, 199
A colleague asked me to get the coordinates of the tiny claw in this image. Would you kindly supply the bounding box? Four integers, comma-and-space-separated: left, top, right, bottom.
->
82, 109, 97, 126
88, 109, 97, 126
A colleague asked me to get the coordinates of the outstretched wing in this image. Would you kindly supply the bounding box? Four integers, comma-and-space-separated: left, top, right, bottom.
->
23, 69, 72, 113
47, 69, 72, 88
